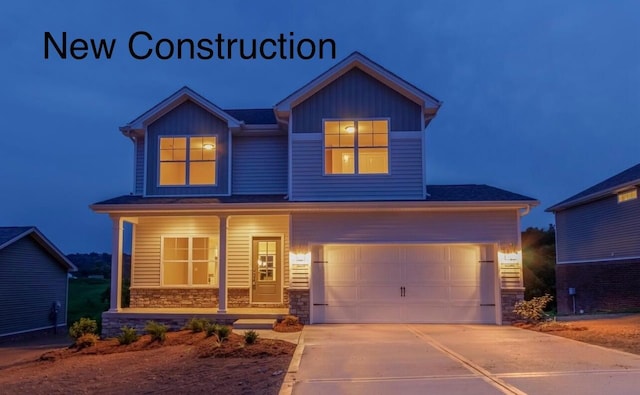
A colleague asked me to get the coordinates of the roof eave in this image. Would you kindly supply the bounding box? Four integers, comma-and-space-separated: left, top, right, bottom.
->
0, 228, 77, 272
546, 179, 640, 212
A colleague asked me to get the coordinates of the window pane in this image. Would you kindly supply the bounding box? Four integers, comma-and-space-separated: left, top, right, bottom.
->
192, 262, 209, 284
190, 162, 216, 185
160, 162, 186, 185
325, 134, 339, 148
164, 262, 188, 285
160, 149, 173, 161
325, 121, 339, 134
325, 148, 355, 174
192, 237, 207, 249
173, 137, 187, 149
357, 121, 373, 135
373, 133, 388, 147
359, 134, 373, 147
373, 120, 388, 133
359, 148, 389, 174
340, 133, 354, 147
190, 148, 203, 161
340, 121, 355, 134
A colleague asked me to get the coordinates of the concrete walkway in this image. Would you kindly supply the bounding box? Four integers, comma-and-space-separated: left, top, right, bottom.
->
288, 324, 640, 394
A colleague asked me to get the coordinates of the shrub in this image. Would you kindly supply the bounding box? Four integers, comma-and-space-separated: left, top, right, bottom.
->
69, 317, 98, 340
205, 323, 220, 338
145, 321, 168, 342
185, 318, 210, 333
282, 315, 299, 326
244, 330, 259, 344
117, 326, 139, 345
76, 333, 99, 349
513, 294, 554, 323
216, 325, 231, 342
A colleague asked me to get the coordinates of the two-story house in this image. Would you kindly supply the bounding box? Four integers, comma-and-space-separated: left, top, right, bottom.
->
547, 163, 640, 315
92, 52, 538, 336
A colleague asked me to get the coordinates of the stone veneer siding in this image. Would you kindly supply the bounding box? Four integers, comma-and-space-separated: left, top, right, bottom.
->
130, 288, 217, 308
556, 259, 640, 315
101, 315, 237, 338
288, 289, 310, 324
501, 288, 524, 324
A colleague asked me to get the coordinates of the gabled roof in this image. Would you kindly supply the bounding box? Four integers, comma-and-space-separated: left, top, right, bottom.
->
120, 86, 243, 133
0, 227, 77, 271
274, 51, 442, 122
546, 162, 640, 212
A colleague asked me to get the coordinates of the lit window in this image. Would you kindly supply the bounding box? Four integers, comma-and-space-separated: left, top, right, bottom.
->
159, 136, 216, 186
162, 236, 218, 286
324, 120, 388, 174
618, 188, 638, 203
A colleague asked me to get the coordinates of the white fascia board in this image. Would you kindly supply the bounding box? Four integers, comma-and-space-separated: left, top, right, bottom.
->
547, 179, 640, 212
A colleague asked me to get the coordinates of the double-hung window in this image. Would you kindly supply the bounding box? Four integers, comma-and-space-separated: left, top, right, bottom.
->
159, 136, 217, 186
162, 236, 218, 286
324, 120, 389, 174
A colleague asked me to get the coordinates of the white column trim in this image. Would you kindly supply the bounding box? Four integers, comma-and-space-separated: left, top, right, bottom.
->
217, 215, 229, 313
109, 216, 124, 312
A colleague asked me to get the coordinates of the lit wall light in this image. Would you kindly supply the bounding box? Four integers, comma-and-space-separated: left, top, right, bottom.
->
498, 243, 522, 264
289, 251, 311, 265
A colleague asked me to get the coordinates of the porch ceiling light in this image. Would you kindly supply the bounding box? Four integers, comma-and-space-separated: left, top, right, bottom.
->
345, 126, 355, 133
203, 143, 215, 150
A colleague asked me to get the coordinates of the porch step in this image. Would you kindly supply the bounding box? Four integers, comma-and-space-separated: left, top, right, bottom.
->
233, 318, 277, 330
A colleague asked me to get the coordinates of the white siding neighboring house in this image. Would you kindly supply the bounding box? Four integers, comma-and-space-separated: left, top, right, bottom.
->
92, 52, 537, 336
0, 227, 77, 340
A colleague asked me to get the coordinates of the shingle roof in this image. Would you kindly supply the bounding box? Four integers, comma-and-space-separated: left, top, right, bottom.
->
546, 162, 640, 212
92, 185, 536, 207
224, 109, 277, 125
425, 185, 536, 202
0, 226, 34, 246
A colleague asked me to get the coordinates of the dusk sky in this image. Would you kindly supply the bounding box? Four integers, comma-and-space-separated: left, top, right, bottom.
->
2, 1, 639, 254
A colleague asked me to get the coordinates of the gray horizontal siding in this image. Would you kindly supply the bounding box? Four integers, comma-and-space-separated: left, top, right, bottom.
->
292, 68, 422, 133
556, 194, 640, 262
135, 136, 144, 195
146, 100, 230, 196
291, 136, 423, 200
291, 210, 519, 247
232, 135, 287, 194
0, 237, 68, 336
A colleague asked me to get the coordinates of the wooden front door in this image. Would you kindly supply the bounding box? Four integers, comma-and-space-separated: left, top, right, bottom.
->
252, 237, 282, 303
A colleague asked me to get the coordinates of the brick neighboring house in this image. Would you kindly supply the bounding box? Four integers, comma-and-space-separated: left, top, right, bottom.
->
547, 163, 640, 315
91, 52, 538, 336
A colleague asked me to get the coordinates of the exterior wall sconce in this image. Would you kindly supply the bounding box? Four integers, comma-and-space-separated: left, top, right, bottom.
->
497, 243, 522, 264
289, 251, 311, 265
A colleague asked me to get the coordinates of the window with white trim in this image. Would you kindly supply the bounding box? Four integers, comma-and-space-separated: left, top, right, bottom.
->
618, 188, 638, 203
162, 236, 218, 286
324, 120, 389, 174
159, 136, 217, 186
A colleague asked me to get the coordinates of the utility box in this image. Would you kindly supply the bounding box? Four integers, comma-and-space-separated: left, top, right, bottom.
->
568, 287, 576, 296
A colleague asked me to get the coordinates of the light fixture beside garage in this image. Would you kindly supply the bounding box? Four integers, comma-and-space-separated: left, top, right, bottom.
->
497, 243, 522, 264
290, 250, 311, 265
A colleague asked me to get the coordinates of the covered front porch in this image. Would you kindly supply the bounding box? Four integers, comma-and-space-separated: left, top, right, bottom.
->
104, 212, 310, 336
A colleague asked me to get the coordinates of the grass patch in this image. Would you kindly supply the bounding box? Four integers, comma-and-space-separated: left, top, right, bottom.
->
67, 278, 109, 331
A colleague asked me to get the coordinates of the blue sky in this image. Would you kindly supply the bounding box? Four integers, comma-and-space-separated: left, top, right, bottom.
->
2, 1, 639, 253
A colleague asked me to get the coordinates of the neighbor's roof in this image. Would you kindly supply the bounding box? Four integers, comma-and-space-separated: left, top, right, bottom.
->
546, 162, 640, 212
0, 227, 77, 271
91, 185, 536, 210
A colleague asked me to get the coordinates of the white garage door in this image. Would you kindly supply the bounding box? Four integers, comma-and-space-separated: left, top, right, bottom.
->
311, 244, 497, 324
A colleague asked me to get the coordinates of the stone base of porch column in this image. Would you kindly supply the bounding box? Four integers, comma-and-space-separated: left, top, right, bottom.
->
501, 288, 525, 324
287, 289, 310, 324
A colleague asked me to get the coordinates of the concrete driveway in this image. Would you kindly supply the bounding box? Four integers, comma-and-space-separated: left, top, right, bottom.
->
289, 324, 640, 394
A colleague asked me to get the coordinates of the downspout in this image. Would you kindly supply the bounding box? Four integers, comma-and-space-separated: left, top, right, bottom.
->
519, 204, 531, 217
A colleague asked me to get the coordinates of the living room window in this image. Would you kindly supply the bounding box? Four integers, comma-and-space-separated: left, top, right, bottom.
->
162, 236, 218, 286
159, 136, 217, 186
324, 120, 388, 174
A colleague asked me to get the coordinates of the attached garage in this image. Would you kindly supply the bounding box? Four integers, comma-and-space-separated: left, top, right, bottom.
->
311, 244, 499, 324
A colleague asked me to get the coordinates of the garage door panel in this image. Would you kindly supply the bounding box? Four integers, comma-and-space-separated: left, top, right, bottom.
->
312, 244, 497, 324
405, 262, 448, 282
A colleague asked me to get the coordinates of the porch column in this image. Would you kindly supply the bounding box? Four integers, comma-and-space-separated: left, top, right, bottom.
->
217, 215, 228, 313
109, 216, 124, 312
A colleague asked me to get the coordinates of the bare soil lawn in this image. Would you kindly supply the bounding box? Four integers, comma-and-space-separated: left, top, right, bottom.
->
0, 330, 297, 394
515, 313, 640, 355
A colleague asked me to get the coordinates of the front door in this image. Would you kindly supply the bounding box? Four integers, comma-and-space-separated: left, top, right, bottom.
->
251, 237, 282, 303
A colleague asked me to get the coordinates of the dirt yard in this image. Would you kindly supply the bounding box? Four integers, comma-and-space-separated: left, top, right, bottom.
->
0, 329, 296, 395
516, 314, 640, 355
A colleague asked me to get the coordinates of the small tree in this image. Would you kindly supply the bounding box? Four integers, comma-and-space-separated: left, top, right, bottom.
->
513, 294, 554, 323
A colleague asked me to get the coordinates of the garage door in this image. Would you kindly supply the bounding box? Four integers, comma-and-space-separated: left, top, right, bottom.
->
311, 244, 497, 324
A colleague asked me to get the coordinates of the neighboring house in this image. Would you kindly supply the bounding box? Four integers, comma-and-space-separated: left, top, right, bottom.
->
0, 227, 77, 340
91, 52, 537, 336
547, 163, 640, 315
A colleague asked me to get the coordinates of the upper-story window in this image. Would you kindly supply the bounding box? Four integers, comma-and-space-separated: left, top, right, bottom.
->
617, 188, 638, 203
159, 136, 217, 186
324, 120, 389, 175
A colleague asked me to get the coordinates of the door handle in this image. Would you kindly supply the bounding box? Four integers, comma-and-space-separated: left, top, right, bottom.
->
400, 286, 405, 297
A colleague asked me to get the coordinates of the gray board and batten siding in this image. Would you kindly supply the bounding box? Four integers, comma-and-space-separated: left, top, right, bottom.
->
145, 100, 230, 196
232, 134, 288, 195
